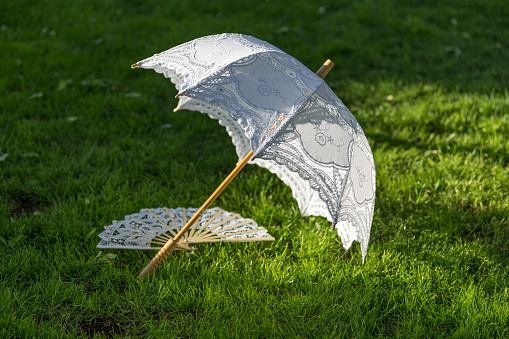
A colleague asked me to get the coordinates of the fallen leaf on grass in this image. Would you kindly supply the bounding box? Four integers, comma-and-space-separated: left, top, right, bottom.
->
124, 92, 141, 98
0, 235, 23, 251
56, 79, 72, 91
81, 78, 106, 87
29, 92, 43, 100
21, 152, 40, 157
88, 251, 117, 265
446, 133, 457, 144
445, 46, 462, 57
276, 26, 289, 34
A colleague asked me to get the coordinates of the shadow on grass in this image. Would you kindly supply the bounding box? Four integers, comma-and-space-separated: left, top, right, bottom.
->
371, 195, 509, 266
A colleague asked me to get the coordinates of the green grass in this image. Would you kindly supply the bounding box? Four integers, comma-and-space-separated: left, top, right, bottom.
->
1, 0, 508, 337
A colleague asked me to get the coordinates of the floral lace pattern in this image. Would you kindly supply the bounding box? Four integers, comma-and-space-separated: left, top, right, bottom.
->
135, 33, 375, 259
97, 207, 274, 250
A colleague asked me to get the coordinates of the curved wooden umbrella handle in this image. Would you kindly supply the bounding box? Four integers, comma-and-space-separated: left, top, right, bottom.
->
136, 59, 334, 279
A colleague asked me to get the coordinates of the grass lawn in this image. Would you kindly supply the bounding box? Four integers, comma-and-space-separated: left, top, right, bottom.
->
1, 0, 508, 337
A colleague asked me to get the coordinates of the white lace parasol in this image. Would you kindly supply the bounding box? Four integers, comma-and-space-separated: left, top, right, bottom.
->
134, 33, 375, 258
132, 34, 376, 278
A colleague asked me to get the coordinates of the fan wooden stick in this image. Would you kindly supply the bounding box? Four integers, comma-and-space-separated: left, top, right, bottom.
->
136, 59, 335, 279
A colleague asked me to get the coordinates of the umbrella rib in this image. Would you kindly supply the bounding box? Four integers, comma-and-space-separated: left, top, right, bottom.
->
105, 225, 155, 239
101, 233, 169, 247
222, 237, 275, 242
188, 209, 202, 239
197, 227, 265, 241
126, 215, 170, 239
216, 229, 270, 238
146, 208, 178, 237
187, 237, 275, 243
163, 208, 180, 236
142, 210, 177, 239
333, 140, 354, 229
200, 214, 240, 235
199, 219, 254, 238
190, 208, 224, 238
113, 221, 172, 242
182, 207, 189, 241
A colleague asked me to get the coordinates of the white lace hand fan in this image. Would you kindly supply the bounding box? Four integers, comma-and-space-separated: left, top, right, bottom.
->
97, 207, 274, 251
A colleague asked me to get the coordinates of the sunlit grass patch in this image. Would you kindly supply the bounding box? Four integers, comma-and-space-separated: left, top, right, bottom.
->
1, 0, 508, 337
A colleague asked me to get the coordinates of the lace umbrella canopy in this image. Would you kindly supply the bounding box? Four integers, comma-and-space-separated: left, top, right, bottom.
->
132, 33, 375, 277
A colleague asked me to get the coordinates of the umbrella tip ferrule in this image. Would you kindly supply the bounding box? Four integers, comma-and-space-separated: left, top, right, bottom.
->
316, 59, 334, 79
131, 62, 140, 69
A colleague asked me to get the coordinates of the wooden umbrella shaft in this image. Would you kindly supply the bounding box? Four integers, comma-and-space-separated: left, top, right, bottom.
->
136, 59, 334, 279
136, 150, 254, 278
316, 59, 334, 79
